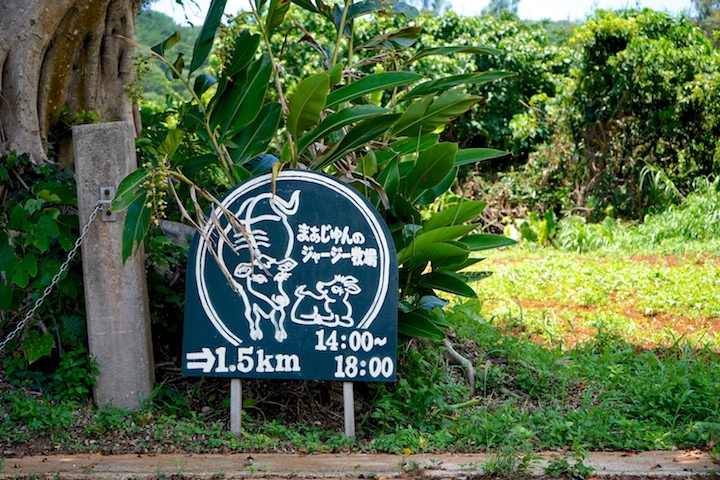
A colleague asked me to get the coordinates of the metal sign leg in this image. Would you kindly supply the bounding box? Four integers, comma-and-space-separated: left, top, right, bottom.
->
343, 381, 355, 437
230, 379, 242, 434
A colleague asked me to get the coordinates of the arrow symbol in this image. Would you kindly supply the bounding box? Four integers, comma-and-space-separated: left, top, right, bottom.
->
186, 348, 216, 373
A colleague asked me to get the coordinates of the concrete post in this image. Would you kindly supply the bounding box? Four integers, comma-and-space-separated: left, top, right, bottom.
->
73, 121, 154, 409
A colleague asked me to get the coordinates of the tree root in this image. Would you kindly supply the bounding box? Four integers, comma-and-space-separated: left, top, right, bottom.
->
442, 338, 477, 397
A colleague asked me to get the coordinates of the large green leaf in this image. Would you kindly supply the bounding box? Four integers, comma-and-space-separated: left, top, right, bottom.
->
406, 71, 514, 99
455, 148, 509, 167
423, 200, 487, 231
398, 310, 445, 340
158, 128, 183, 158
122, 195, 151, 263
111, 169, 147, 212
230, 102, 281, 165
288, 73, 330, 141
405, 46, 502, 65
183, 154, 221, 177
226, 30, 261, 76
397, 225, 477, 265
372, 157, 400, 209
415, 166, 457, 207
394, 89, 481, 137
375, 134, 440, 166
266, 0, 293, 33
151, 31, 181, 57
291, 0, 322, 13
193, 74, 217, 97
298, 105, 387, 154
23, 331, 54, 364
433, 255, 484, 272
211, 53, 272, 137
12, 253, 37, 288
404, 142, 457, 202
313, 114, 400, 170
190, 0, 227, 74
325, 72, 424, 109
419, 272, 477, 298
404, 242, 470, 270
459, 233, 517, 252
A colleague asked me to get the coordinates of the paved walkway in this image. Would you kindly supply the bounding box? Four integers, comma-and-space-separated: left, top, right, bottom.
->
0, 450, 716, 478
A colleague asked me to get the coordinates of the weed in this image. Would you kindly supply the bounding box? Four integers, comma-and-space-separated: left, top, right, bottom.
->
482, 447, 538, 478
543, 451, 596, 480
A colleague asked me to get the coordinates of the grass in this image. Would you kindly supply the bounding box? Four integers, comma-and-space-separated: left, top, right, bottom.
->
1, 181, 720, 458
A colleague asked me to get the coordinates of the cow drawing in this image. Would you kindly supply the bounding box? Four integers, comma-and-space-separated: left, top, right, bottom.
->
290, 275, 362, 328
221, 190, 301, 342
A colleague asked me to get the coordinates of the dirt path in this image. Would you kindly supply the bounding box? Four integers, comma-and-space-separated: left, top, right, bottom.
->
1, 450, 716, 479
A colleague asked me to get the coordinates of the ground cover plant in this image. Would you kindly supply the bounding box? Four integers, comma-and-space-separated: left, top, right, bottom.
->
2, 198, 720, 459
3, 1, 720, 471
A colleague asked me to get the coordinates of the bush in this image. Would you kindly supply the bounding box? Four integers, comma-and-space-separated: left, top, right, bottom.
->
566, 9, 720, 218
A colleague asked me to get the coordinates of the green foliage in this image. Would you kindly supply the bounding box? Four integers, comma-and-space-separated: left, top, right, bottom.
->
564, 9, 720, 218
0, 153, 98, 403
543, 451, 596, 480
117, 0, 516, 340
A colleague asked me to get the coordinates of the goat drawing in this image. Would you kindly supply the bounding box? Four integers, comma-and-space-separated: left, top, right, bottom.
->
290, 275, 362, 328
222, 190, 300, 342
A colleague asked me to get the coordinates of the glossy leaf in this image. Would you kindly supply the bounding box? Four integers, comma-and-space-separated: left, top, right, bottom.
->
397, 225, 477, 265
423, 200, 487, 231
230, 102, 281, 165
291, 0, 322, 13
158, 128, 183, 158
404, 242, 470, 270
211, 54, 273, 137
266, 0, 292, 34
288, 73, 330, 141
406, 71, 514, 99
405, 46, 502, 65
404, 142, 457, 202
459, 233, 517, 252
394, 89, 482, 137
122, 195, 151, 263
226, 31, 261, 76
313, 114, 400, 170
111, 169, 147, 212
392, 194, 422, 225
326, 63, 343, 87
398, 310, 444, 340
298, 105, 387, 154
416, 166, 457, 207
183, 154, 221, 177
372, 157, 399, 209
166, 53, 185, 80
325, 72, 424, 109
193, 74, 217, 97
455, 148, 509, 167
434, 257, 484, 272
151, 31, 181, 57
190, 0, 227, 74
419, 272, 476, 298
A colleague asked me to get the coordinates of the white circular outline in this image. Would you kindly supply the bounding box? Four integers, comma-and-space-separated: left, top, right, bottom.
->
194, 170, 392, 346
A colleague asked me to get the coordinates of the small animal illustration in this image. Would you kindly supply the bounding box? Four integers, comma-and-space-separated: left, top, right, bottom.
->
290, 275, 362, 328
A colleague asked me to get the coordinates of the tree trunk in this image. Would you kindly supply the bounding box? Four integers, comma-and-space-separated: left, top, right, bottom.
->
0, 0, 139, 164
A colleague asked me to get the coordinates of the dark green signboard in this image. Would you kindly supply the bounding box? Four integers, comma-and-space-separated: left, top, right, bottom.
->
182, 170, 398, 381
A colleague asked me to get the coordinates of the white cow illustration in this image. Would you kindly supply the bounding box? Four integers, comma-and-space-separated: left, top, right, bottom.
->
223, 190, 300, 342
290, 275, 362, 328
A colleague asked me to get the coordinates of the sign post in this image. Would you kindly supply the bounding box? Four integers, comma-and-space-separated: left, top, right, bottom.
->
183, 170, 398, 434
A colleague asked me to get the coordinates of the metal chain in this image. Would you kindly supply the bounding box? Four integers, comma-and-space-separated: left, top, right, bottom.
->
0, 201, 104, 353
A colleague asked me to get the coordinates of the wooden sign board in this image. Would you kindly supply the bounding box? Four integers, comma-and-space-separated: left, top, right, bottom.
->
182, 170, 398, 382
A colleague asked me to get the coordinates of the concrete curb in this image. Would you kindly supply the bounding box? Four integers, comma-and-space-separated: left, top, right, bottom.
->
0, 451, 716, 479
